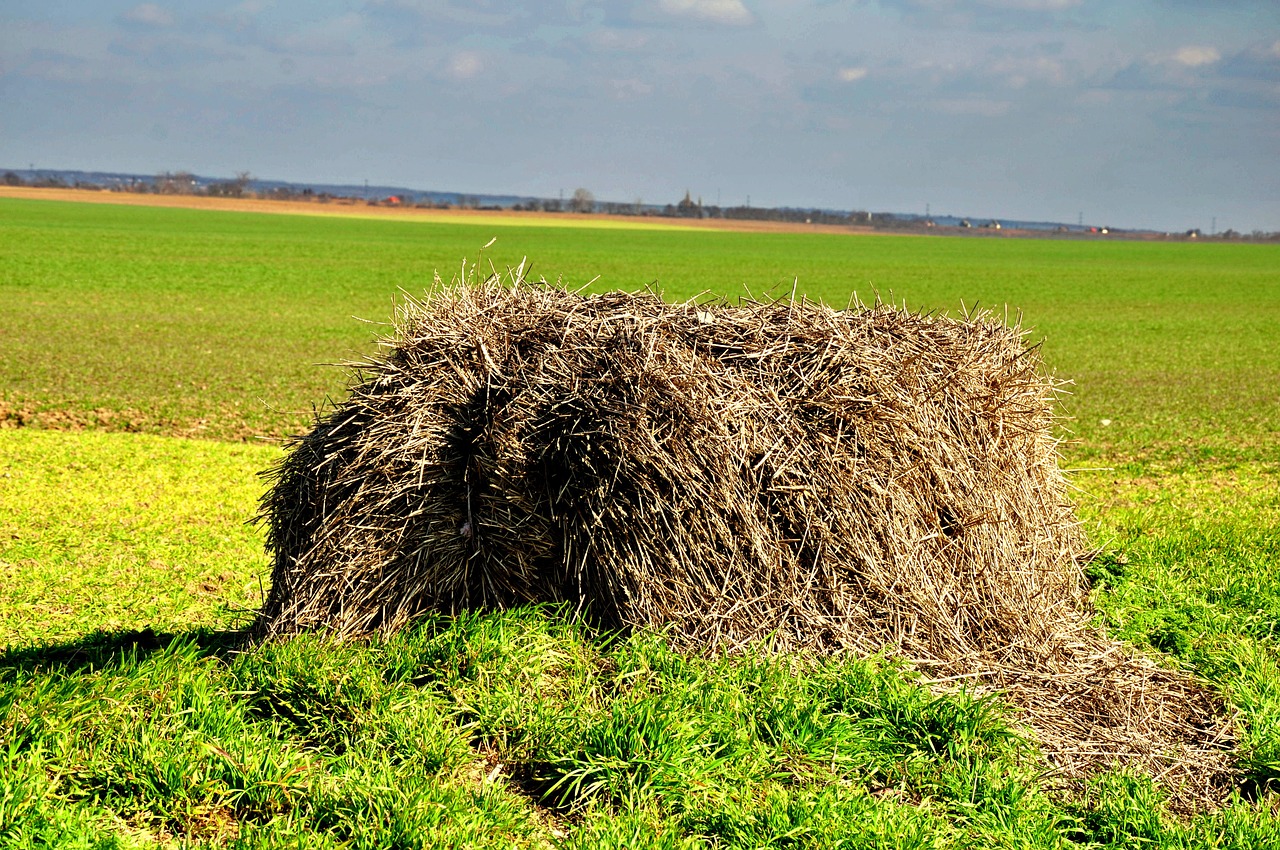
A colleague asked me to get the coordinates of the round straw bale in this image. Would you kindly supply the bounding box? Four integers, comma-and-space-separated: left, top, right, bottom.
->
253, 273, 1234, 811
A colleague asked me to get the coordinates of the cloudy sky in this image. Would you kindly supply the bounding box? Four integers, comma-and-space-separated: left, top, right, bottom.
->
3, 1, 1278, 231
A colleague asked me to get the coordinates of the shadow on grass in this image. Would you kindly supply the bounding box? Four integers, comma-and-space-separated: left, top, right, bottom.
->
0, 625, 248, 679
1237, 755, 1280, 804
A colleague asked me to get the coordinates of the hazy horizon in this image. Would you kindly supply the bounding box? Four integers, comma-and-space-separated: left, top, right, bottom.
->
4, 1, 1278, 233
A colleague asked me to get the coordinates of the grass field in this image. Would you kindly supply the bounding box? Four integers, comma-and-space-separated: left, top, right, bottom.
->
2, 196, 1276, 459
1, 196, 1278, 848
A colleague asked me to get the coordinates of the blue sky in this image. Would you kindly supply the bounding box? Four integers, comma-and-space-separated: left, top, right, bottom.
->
3, 1, 1278, 231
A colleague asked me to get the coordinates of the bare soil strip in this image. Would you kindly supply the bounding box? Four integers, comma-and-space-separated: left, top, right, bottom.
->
0, 186, 877, 235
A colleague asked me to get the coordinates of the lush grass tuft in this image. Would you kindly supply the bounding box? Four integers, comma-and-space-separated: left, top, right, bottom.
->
7, 601, 1278, 847
0, 611, 1058, 847
1076, 464, 1280, 800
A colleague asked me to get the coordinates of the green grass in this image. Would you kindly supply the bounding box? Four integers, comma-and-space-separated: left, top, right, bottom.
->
1, 197, 1278, 847
0, 430, 272, 647
3, 598, 1278, 847
1, 196, 1277, 459
1074, 464, 1280, 794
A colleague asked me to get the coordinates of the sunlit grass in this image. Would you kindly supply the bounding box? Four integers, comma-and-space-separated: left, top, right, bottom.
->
1075, 463, 1280, 794
0, 430, 273, 648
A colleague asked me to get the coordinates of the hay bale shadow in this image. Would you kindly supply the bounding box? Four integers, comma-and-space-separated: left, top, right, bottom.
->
0, 626, 243, 680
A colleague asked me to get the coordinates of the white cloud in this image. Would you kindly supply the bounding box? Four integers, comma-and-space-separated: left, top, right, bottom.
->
836, 66, 868, 83
658, 0, 754, 26
448, 51, 483, 79
121, 4, 175, 28
1171, 45, 1221, 68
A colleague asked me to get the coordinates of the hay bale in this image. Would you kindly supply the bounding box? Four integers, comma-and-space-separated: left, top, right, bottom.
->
254, 273, 1233, 810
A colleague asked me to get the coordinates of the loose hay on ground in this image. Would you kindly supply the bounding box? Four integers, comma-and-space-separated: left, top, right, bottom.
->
254, 270, 1234, 812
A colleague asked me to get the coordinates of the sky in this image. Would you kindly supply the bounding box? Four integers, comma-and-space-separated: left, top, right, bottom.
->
2, 1, 1278, 232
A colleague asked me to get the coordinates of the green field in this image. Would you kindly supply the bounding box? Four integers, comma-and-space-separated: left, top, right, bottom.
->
1, 197, 1278, 848
2, 197, 1277, 459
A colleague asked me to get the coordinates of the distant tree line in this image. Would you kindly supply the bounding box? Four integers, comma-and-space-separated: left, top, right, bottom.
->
541, 187, 1280, 240
533, 187, 934, 233
4, 170, 1278, 240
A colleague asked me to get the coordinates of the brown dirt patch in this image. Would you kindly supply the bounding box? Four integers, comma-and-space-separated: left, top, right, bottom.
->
0, 398, 291, 442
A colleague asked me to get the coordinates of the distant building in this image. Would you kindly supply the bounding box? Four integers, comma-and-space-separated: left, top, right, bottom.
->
675, 191, 702, 218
